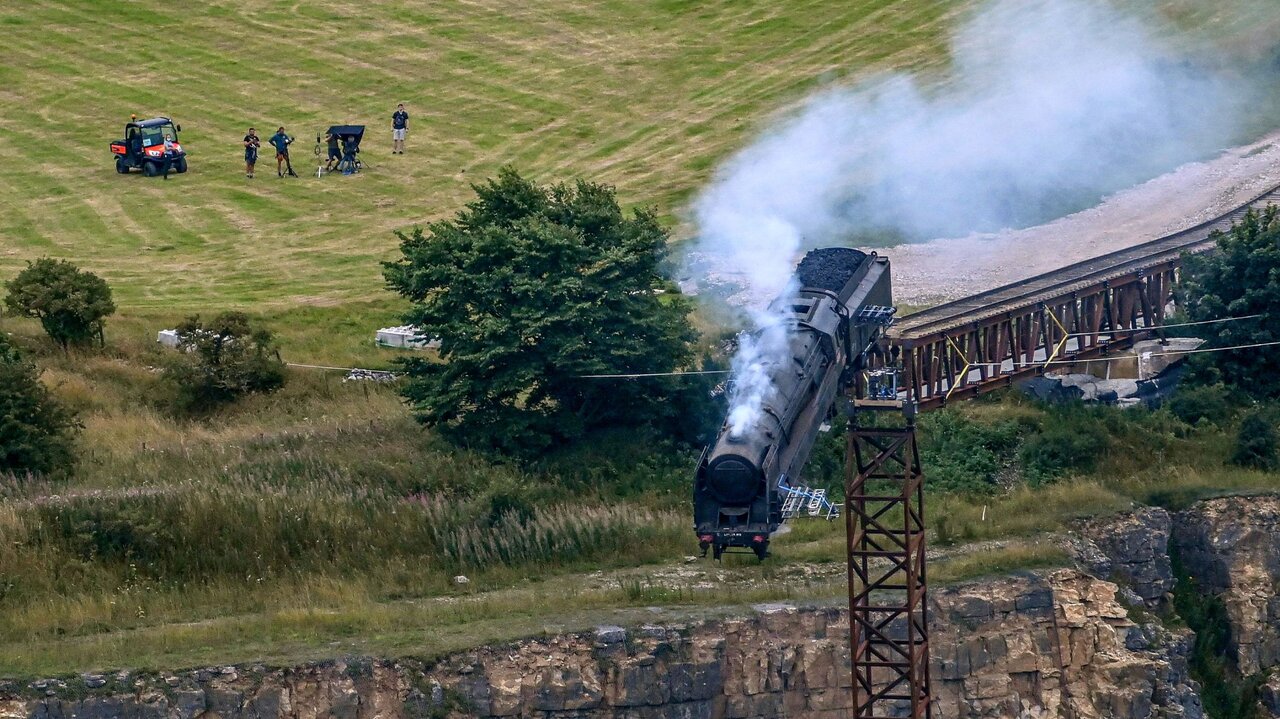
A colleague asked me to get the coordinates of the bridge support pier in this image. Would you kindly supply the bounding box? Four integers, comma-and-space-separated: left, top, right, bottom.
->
846, 414, 931, 718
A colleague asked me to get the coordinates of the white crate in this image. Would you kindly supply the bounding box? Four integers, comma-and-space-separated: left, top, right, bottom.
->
157, 329, 181, 348
375, 326, 440, 350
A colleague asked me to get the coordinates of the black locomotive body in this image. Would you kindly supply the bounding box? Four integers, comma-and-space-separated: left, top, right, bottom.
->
694, 248, 893, 559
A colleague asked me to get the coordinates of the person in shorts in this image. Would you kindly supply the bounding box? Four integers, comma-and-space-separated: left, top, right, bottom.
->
391, 104, 408, 154
270, 126, 295, 177
244, 128, 260, 178
324, 131, 341, 172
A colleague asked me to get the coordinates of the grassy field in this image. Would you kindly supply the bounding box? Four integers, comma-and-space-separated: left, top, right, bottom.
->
0, 0, 961, 321
3, 0, 1277, 363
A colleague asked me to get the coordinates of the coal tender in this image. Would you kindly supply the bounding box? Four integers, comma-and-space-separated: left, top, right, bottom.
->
694, 248, 894, 560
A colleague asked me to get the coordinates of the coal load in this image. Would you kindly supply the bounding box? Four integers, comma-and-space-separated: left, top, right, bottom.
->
796, 248, 868, 293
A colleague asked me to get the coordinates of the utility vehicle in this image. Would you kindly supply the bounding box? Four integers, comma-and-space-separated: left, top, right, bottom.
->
110, 116, 187, 176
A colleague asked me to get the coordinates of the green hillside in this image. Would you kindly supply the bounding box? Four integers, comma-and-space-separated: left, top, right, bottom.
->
2, 0, 1280, 679
0, 0, 960, 314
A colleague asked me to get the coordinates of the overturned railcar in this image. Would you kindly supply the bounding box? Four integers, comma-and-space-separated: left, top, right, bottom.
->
693, 248, 893, 559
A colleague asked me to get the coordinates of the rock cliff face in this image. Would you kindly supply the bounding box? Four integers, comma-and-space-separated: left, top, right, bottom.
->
1173, 496, 1280, 676
0, 570, 1200, 719
1072, 507, 1176, 609
930, 570, 1198, 719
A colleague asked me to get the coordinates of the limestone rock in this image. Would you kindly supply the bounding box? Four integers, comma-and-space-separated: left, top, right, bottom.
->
1077, 507, 1175, 608
0, 564, 1216, 719
1174, 496, 1280, 675
1260, 670, 1280, 718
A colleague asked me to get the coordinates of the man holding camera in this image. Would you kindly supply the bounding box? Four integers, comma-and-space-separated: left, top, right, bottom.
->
270, 126, 297, 177
244, 127, 260, 178
391, 104, 408, 154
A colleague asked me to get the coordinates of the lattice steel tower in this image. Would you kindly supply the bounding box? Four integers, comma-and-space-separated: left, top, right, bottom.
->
845, 373, 931, 719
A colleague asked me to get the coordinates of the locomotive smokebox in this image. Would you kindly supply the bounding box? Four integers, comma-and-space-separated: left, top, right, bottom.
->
705, 453, 761, 505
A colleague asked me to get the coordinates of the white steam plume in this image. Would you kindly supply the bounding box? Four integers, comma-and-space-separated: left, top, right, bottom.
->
696, 0, 1245, 435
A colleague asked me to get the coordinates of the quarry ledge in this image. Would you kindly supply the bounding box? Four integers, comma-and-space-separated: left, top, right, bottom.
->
0, 567, 1200, 719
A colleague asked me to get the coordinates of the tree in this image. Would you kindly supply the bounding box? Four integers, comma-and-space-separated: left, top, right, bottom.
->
162, 312, 286, 414
1178, 207, 1280, 398
0, 333, 79, 476
4, 258, 115, 350
383, 167, 699, 455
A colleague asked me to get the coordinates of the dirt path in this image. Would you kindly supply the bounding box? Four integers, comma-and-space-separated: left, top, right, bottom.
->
889, 129, 1280, 305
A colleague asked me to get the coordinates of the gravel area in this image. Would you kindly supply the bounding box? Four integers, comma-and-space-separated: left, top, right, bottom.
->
889, 129, 1280, 306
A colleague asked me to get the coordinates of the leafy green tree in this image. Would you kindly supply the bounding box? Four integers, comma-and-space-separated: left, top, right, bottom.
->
1178, 207, 1280, 398
0, 333, 79, 476
1231, 408, 1278, 471
4, 258, 115, 350
383, 167, 699, 455
162, 312, 286, 414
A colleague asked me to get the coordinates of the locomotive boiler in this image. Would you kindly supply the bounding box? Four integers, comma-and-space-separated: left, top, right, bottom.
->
694, 248, 894, 559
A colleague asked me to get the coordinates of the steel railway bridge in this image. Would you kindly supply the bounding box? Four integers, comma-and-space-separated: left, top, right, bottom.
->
843, 182, 1280, 718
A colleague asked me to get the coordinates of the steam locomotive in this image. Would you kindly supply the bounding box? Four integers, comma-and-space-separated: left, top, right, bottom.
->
693, 248, 894, 559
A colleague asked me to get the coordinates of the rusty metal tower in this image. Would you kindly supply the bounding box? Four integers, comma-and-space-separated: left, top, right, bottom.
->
845, 369, 931, 718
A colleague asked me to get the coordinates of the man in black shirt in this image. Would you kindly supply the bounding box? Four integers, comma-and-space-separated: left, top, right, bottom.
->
392, 104, 408, 154
244, 127, 260, 178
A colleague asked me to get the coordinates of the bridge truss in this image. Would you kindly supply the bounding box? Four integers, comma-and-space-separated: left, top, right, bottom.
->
883, 184, 1280, 410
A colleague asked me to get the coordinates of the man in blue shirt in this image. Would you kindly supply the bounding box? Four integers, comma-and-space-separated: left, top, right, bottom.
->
269, 126, 296, 177
392, 104, 408, 154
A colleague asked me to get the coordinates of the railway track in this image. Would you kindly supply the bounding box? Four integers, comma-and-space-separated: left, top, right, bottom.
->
891, 183, 1280, 340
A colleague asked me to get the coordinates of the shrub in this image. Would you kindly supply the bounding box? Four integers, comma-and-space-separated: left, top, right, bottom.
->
919, 410, 1025, 494
1231, 409, 1278, 471
4, 258, 115, 349
162, 312, 286, 413
536, 428, 694, 502
803, 415, 850, 495
1167, 383, 1234, 426
1019, 421, 1108, 485
0, 334, 79, 477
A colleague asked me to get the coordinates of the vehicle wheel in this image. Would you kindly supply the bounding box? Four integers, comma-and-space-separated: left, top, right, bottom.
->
142, 162, 159, 177
754, 544, 770, 561
115, 158, 129, 174
174, 158, 188, 174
